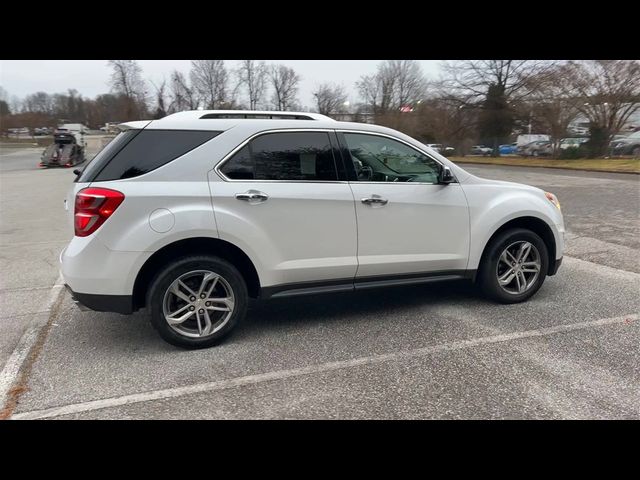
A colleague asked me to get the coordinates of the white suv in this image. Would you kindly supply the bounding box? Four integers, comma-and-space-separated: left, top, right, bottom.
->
61, 110, 564, 348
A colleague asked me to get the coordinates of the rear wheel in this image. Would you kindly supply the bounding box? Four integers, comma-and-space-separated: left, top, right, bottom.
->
148, 255, 248, 349
632, 146, 640, 158
477, 228, 549, 303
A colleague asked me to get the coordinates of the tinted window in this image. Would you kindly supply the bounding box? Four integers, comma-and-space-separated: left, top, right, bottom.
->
220, 132, 338, 181
343, 133, 441, 183
83, 129, 221, 182
77, 129, 140, 182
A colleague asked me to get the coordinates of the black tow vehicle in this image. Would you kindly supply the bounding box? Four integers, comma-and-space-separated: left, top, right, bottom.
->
39, 129, 86, 168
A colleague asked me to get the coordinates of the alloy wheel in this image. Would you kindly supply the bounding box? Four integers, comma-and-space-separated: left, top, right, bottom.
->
162, 270, 235, 338
496, 241, 541, 295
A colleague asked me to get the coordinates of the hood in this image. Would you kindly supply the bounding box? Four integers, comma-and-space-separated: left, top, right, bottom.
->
459, 172, 543, 194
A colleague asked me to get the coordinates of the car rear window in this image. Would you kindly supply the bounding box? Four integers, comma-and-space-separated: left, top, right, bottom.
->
78, 129, 221, 182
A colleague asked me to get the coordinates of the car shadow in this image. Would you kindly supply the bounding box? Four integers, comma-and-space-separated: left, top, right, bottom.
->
234, 280, 480, 336
79, 280, 482, 353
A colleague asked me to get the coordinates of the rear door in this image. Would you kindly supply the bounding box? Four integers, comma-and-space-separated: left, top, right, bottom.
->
209, 130, 358, 288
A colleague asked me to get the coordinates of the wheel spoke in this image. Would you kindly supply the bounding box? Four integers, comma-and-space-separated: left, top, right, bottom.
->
498, 268, 515, 285
195, 311, 203, 335
202, 310, 213, 336
207, 296, 234, 312
198, 272, 219, 297
178, 279, 197, 298
516, 242, 530, 262
521, 266, 539, 273
205, 276, 219, 298
518, 271, 527, 292
514, 270, 522, 291
505, 250, 518, 263
170, 283, 192, 303
167, 305, 194, 325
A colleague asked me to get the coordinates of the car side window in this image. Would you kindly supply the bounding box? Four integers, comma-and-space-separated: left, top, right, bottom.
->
220, 131, 338, 181
342, 133, 441, 183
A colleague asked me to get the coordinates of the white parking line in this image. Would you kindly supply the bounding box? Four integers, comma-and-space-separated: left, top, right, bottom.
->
11, 313, 637, 420
0, 274, 64, 410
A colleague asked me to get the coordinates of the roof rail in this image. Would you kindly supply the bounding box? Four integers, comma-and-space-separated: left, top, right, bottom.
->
160, 110, 336, 122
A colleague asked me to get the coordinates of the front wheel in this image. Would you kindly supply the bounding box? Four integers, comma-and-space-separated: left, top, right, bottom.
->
477, 228, 549, 303
148, 255, 248, 349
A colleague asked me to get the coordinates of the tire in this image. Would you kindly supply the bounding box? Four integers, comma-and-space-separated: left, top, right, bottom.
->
477, 228, 549, 304
632, 146, 640, 158
147, 255, 248, 349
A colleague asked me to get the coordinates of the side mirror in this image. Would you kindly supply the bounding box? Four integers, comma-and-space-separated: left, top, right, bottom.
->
439, 166, 455, 184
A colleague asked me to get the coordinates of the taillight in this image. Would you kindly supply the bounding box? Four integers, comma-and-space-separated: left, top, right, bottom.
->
74, 187, 125, 237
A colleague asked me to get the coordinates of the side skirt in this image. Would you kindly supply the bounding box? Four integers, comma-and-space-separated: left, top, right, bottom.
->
260, 270, 475, 300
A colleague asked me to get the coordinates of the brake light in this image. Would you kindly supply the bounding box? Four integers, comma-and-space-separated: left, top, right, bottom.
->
74, 187, 125, 237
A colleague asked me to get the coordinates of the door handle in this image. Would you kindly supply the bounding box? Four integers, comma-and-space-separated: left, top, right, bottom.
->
361, 195, 388, 206
235, 190, 269, 203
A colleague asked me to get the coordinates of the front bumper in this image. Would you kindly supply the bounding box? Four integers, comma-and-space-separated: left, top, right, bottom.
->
548, 256, 563, 276
65, 284, 133, 314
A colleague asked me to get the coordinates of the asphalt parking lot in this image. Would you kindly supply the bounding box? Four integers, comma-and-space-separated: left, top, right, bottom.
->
1, 146, 639, 419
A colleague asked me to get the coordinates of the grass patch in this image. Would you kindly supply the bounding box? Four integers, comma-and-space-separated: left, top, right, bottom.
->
449, 156, 640, 174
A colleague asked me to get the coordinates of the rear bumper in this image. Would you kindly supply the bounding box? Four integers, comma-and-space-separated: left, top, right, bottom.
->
65, 285, 133, 314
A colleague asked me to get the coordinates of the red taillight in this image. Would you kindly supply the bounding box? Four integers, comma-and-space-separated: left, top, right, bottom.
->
74, 187, 125, 237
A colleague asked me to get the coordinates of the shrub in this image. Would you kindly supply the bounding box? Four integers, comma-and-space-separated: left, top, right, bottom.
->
558, 147, 584, 160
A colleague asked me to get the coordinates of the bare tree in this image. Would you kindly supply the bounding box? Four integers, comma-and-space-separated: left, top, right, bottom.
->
438, 60, 557, 154
356, 74, 381, 113
269, 64, 301, 111
392, 60, 428, 108
23, 92, 54, 114
9, 96, 22, 115
439, 60, 557, 105
558, 60, 640, 155
357, 60, 427, 115
190, 60, 229, 109
108, 60, 148, 119
168, 70, 198, 112
313, 83, 348, 115
150, 79, 169, 118
523, 63, 585, 156
237, 60, 268, 110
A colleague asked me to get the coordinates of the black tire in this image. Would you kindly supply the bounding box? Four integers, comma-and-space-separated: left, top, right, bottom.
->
477, 228, 549, 304
632, 146, 640, 158
147, 255, 248, 349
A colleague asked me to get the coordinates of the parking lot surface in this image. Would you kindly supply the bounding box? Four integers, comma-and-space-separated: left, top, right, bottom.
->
1, 148, 639, 419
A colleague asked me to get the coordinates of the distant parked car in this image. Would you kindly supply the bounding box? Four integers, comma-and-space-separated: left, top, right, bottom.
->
519, 140, 552, 157
568, 126, 590, 136
610, 131, 640, 157
426, 144, 455, 155
559, 138, 589, 150
470, 145, 493, 156
499, 143, 518, 155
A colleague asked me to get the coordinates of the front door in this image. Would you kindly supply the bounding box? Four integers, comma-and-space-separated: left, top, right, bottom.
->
338, 131, 470, 278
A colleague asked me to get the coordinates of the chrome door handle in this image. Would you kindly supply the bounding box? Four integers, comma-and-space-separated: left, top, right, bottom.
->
235, 190, 269, 203
361, 195, 388, 206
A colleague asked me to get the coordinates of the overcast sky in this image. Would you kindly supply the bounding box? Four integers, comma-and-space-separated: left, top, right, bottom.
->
0, 60, 443, 108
